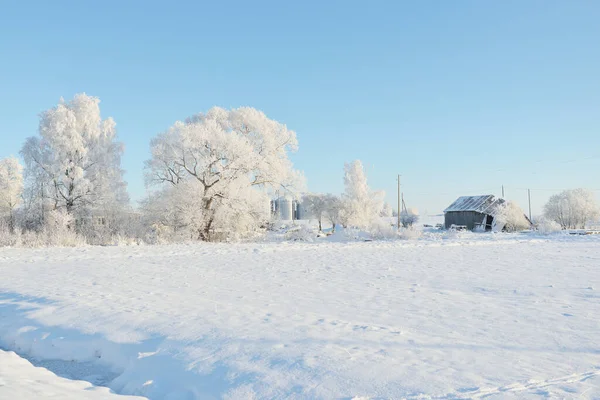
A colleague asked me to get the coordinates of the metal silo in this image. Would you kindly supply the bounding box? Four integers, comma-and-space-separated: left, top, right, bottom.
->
278, 197, 293, 220
294, 200, 303, 220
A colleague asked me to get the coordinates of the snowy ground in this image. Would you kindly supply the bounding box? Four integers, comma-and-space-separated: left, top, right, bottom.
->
0, 233, 599, 399
0, 349, 144, 399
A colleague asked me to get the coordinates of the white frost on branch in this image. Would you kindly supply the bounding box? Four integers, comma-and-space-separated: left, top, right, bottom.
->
20, 93, 128, 216
144, 107, 304, 241
494, 201, 530, 232
543, 188, 599, 229
0, 156, 24, 231
340, 160, 384, 230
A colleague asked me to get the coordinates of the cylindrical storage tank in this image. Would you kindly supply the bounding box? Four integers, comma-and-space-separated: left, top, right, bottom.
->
295, 201, 303, 220
278, 197, 293, 220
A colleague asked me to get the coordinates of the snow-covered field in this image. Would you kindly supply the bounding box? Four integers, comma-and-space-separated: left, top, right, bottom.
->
1, 233, 599, 399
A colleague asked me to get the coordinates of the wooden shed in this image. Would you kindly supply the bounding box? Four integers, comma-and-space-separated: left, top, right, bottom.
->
444, 195, 506, 231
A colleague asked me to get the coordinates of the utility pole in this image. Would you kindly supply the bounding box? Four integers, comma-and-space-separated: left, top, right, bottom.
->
528, 189, 532, 222
502, 185, 505, 198
397, 174, 401, 230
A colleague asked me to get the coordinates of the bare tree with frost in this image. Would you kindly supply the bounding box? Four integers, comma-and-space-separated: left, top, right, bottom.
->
0, 156, 24, 232
400, 209, 419, 228
302, 194, 329, 232
543, 188, 599, 229
144, 107, 303, 241
303, 193, 342, 232
324, 195, 344, 233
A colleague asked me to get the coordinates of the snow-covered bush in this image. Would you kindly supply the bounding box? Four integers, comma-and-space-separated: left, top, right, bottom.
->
284, 224, 317, 242
0, 219, 19, 247
109, 234, 144, 246
398, 227, 422, 240
494, 201, 530, 232
44, 209, 86, 247
19, 230, 46, 248
369, 220, 397, 239
536, 217, 563, 235
544, 188, 600, 229
400, 208, 419, 228
328, 227, 373, 242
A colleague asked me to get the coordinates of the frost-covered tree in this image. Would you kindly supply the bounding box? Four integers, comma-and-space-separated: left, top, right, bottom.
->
302, 194, 329, 232
400, 208, 419, 228
144, 107, 303, 241
340, 160, 384, 230
380, 202, 393, 218
20, 94, 128, 219
324, 195, 343, 233
494, 201, 530, 232
303, 193, 341, 232
543, 188, 600, 229
0, 156, 24, 232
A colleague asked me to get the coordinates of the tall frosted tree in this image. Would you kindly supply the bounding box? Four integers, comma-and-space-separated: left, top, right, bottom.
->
341, 160, 384, 230
0, 156, 24, 232
145, 106, 303, 241
21, 94, 128, 219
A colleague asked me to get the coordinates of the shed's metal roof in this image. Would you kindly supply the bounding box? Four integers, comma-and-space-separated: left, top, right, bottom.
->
444, 195, 505, 215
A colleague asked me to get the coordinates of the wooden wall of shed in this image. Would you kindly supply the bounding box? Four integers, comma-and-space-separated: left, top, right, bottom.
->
444, 211, 487, 230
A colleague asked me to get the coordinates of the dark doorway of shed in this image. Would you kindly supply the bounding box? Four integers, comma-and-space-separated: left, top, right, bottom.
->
485, 215, 493, 231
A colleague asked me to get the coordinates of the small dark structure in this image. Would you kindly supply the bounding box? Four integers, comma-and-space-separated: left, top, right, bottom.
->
444, 195, 506, 231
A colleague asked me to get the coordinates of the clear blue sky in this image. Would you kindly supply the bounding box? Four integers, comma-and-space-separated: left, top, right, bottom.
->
1, 0, 599, 216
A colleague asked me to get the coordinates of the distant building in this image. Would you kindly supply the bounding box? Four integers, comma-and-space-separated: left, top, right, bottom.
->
444, 195, 506, 231
270, 197, 303, 221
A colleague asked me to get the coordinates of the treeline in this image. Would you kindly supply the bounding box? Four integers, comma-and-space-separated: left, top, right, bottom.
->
0, 93, 394, 247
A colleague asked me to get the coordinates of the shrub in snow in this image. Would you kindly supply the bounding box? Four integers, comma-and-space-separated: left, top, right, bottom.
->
544, 188, 600, 229
44, 209, 86, 247
19, 230, 46, 248
108, 234, 144, 246
398, 227, 422, 240
284, 224, 317, 242
369, 220, 398, 240
144, 107, 303, 241
535, 217, 563, 235
400, 208, 419, 228
445, 228, 467, 240
494, 201, 530, 232
0, 219, 19, 247
326, 226, 381, 242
